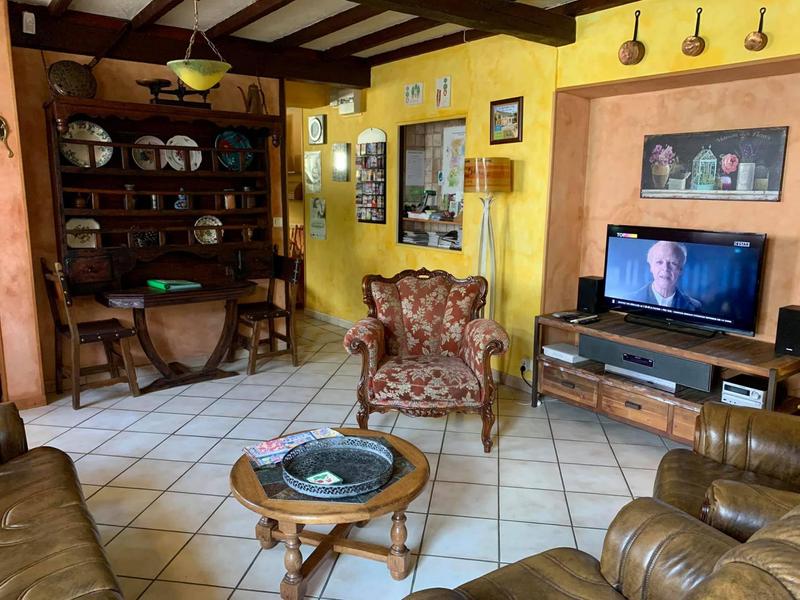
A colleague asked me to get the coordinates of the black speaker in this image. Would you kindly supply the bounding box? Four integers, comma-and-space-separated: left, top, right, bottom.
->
577, 276, 607, 314
775, 305, 800, 356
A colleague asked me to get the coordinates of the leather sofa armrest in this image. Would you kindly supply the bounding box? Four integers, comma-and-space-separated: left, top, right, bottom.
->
344, 318, 386, 380
701, 480, 800, 542
601, 498, 739, 599
459, 319, 510, 384
404, 589, 466, 600
0, 402, 28, 464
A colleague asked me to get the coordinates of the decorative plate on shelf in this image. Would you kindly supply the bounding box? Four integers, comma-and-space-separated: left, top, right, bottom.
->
65, 218, 100, 248
132, 231, 160, 248
215, 130, 254, 171
60, 120, 113, 168
194, 215, 223, 245
165, 135, 202, 171
132, 135, 168, 170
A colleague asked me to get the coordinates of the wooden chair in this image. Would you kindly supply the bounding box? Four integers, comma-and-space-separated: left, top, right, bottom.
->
227, 255, 303, 374
41, 260, 139, 409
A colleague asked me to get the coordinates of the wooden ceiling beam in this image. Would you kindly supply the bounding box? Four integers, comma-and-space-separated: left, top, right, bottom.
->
324, 17, 440, 60
551, 0, 641, 17
348, 0, 575, 46
131, 0, 183, 30
271, 5, 385, 48
8, 3, 371, 87
206, 0, 297, 39
48, 0, 73, 17
368, 29, 493, 66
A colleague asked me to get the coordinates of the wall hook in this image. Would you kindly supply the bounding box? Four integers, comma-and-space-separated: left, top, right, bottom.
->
682, 7, 706, 57
745, 7, 768, 52
0, 116, 14, 158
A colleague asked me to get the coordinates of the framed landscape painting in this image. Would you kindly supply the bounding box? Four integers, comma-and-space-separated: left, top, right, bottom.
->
641, 127, 788, 201
490, 97, 523, 145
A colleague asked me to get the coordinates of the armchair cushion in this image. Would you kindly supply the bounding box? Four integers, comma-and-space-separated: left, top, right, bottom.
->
372, 355, 481, 410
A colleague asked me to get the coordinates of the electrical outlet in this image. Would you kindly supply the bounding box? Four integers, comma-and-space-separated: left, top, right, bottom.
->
22, 11, 36, 35
273, 216, 283, 228
520, 358, 533, 372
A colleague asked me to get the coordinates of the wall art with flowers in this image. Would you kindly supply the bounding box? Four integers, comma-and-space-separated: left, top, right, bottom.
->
640, 127, 788, 201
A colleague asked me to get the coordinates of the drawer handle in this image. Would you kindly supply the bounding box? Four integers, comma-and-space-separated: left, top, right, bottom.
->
625, 400, 642, 411
85, 266, 97, 273
559, 380, 576, 390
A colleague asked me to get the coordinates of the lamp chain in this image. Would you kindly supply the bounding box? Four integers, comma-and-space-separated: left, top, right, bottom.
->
184, 0, 228, 63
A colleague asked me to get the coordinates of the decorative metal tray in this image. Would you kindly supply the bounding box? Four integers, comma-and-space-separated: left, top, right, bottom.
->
281, 436, 394, 499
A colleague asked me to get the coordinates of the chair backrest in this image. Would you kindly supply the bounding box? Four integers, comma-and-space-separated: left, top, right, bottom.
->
362, 268, 487, 356
40, 259, 76, 334
688, 504, 800, 599
694, 402, 800, 488
269, 254, 303, 309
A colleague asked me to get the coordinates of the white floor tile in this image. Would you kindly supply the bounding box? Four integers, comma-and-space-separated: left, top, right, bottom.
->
74, 454, 137, 485
239, 548, 333, 596
86, 486, 161, 526
248, 401, 305, 421
117, 577, 150, 599
201, 438, 251, 465
441, 432, 496, 457
145, 435, 218, 461
96, 524, 123, 545
183, 382, 237, 398
140, 581, 230, 600
200, 497, 258, 539
324, 375, 359, 390
19, 404, 58, 423
284, 372, 331, 388
47, 428, 117, 453
421, 515, 498, 561
574, 527, 607, 560
155, 396, 216, 414
567, 492, 630, 529
310, 388, 357, 405
545, 400, 599, 422
242, 372, 292, 386
32, 406, 101, 427
554, 440, 617, 466
230, 591, 281, 600
223, 385, 277, 401
550, 419, 607, 443
202, 398, 260, 417
93, 432, 169, 457
603, 421, 665, 446
227, 418, 290, 441
160, 535, 261, 587
499, 487, 571, 525
296, 403, 351, 423
498, 416, 551, 438
446, 413, 490, 434
24, 424, 69, 447
622, 468, 657, 497
394, 414, 446, 431
412, 556, 497, 592
111, 458, 193, 490
612, 443, 668, 469
436, 454, 498, 485
560, 464, 630, 496
430, 481, 498, 519
499, 459, 563, 490
499, 521, 575, 563
176, 415, 241, 437
498, 399, 547, 418
105, 528, 191, 578
77, 409, 145, 430
126, 412, 194, 434
132, 491, 223, 532
170, 463, 233, 496
264, 386, 318, 403
498, 436, 556, 462
323, 553, 414, 600
113, 394, 171, 412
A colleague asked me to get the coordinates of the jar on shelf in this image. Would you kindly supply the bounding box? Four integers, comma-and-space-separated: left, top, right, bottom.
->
74, 193, 88, 209
224, 188, 236, 210
243, 186, 255, 208
123, 184, 136, 209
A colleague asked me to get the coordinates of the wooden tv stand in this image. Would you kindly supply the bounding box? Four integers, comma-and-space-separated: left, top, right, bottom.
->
532, 312, 800, 444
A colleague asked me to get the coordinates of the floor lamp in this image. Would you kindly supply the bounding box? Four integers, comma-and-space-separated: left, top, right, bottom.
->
464, 157, 513, 320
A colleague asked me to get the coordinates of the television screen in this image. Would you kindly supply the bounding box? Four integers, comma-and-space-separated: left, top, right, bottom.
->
603, 225, 766, 336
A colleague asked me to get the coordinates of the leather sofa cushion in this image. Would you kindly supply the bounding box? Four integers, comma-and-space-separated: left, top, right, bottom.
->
654, 448, 798, 518
0, 447, 122, 600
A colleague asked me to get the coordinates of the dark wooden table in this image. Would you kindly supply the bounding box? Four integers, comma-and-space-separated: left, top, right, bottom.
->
97, 280, 256, 394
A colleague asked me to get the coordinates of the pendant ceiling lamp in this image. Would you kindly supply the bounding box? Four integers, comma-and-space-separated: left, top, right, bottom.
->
167, 0, 231, 91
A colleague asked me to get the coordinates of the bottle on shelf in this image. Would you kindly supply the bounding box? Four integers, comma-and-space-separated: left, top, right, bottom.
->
224, 188, 236, 210
243, 186, 255, 208
175, 187, 189, 210
123, 184, 136, 210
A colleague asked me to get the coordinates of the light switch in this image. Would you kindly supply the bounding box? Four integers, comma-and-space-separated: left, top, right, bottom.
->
273, 217, 283, 228
22, 11, 36, 35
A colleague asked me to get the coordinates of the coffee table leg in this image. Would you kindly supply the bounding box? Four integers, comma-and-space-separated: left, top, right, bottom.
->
256, 516, 278, 549
387, 511, 411, 580
280, 522, 306, 600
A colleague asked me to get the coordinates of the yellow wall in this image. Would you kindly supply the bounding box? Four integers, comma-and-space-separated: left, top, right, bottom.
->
303, 36, 557, 376
558, 0, 800, 88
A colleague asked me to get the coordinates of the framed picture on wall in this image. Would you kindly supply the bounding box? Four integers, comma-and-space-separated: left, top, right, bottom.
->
641, 127, 788, 201
490, 97, 523, 144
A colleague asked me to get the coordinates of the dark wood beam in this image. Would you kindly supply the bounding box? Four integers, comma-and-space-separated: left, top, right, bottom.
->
551, 0, 640, 17
48, 0, 73, 17
206, 0, 297, 39
324, 17, 439, 60
368, 29, 494, 66
271, 5, 385, 48
8, 3, 371, 88
348, 0, 575, 46
131, 0, 182, 30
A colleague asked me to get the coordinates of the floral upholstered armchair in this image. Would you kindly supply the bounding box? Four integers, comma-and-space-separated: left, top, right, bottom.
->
344, 269, 510, 453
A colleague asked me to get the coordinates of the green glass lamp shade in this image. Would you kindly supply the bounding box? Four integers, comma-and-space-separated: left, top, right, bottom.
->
167, 59, 231, 91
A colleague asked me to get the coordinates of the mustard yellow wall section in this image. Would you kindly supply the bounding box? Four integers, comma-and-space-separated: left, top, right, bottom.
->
303, 36, 557, 377
559, 0, 800, 88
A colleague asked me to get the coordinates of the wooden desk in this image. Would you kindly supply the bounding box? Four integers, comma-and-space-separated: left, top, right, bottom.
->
98, 280, 256, 394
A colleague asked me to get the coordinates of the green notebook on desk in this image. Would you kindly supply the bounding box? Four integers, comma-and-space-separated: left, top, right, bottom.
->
147, 279, 202, 291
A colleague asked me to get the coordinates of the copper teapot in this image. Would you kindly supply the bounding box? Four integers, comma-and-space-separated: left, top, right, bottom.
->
238, 83, 267, 115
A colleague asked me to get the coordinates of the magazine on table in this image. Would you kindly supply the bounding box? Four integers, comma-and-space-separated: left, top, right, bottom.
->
243, 428, 342, 467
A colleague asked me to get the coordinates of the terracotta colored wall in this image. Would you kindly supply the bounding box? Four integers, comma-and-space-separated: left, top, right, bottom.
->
11, 47, 287, 391
0, 3, 45, 407
576, 72, 800, 341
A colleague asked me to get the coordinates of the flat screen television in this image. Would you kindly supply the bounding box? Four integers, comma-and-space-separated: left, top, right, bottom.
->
603, 225, 766, 336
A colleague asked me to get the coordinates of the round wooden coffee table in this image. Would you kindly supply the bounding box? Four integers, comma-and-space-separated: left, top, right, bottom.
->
230, 428, 429, 600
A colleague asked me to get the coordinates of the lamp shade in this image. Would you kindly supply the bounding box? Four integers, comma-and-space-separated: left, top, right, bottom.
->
464, 157, 513, 193
167, 59, 231, 91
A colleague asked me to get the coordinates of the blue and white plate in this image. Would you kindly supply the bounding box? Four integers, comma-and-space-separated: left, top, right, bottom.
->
60, 120, 113, 168
215, 130, 253, 171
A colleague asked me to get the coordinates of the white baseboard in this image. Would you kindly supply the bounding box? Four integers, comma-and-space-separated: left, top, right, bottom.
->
304, 309, 355, 330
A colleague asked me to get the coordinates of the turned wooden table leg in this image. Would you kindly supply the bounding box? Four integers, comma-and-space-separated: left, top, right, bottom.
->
280, 522, 306, 600
256, 516, 278, 549
133, 308, 177, 378
387, 511, 411, 580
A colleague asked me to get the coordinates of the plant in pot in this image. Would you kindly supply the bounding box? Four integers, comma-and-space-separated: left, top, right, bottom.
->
649, 144, 675, 189
737, 140, 761, 191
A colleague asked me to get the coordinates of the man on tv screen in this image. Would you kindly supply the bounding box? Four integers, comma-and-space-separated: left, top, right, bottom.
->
631, 240, 702, 310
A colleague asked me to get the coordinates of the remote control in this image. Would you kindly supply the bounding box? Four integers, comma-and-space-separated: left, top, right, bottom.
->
569, 314, 600, 324
552, 311, 583, 319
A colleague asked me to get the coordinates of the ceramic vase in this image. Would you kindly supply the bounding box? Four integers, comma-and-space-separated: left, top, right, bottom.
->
736, 162, 756, 191
651, 163, 670, 188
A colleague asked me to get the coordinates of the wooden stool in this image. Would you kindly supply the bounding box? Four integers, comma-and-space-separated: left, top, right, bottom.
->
41, 260, 140, 409
228, 255, 303, 374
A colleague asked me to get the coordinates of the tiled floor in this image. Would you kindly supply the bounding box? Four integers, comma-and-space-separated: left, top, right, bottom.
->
20, 315, 687, 600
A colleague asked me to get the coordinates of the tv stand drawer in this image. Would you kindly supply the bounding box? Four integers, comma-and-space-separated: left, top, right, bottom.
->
539, 364, 598, 408
600, 383, 669, 432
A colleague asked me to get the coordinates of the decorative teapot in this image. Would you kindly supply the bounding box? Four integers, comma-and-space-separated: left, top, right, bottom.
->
238, 83, 266, 115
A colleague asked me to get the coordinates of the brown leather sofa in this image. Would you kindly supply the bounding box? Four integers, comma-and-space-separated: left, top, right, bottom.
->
406, 496, 800, 599
654, 401, 800, 520
0, 403, 123, 599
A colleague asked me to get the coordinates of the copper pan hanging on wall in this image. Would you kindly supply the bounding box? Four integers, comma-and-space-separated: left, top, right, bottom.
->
682, 7, 706, 57
745, 7, 768, 51
619, 10, 645, 65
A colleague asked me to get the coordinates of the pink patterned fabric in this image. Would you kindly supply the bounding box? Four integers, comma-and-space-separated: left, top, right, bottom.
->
343, 318, 385, 382
372, 355, 481, 409
370, 282, 405, 355
460, 319, 511, 380
397, 276, 450, 356
440, 281, 484, 356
